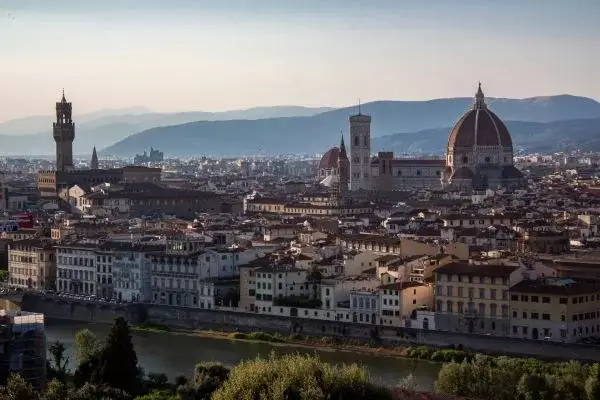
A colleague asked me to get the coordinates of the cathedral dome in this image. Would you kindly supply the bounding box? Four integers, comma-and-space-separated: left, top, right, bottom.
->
447, 84, 513, 150
319, 147, 340, 171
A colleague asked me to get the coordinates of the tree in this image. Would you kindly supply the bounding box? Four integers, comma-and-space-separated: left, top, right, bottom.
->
74, 328, 99, 367
135, 390, 177, 400
0, 373, 39, 400
47, 341, 69, 382
306, 265, 322, 300
0, 270, 9, 282
516, 373, 551, 400
91, 317, 139, 395
43, 379, 69, 400
145, 373, 170, 392
211, 353, 392, 400
585, 363, 600, 400
177, 362, 229, 400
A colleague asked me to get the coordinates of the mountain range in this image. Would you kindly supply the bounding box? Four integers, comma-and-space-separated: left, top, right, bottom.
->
1, 95, 600, 157
0, 106, 333, 156
102, 95, 600, 157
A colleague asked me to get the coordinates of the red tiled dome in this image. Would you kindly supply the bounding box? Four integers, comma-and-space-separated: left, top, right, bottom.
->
319, 147, 339, 170
447, 84, 513, 150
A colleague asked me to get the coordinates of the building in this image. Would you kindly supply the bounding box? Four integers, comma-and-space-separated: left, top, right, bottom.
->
110, 242, 163, 303
442, 83, 524, 190
0, 311, 46, 391
134, 147, 164, 164
56, 243, 97, 295
38, 93, 162, 200
8, 239, 56, 290
53, 91, 75, 172
318, 84, 523, 192
509, 277, 600, 343
434, 262, 516, 335
378, 281, 433, 327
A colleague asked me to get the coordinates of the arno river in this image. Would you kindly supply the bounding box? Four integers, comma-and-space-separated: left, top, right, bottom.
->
45, 319, 441, 391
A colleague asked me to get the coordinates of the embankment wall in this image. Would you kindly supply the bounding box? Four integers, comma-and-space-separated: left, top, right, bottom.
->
20, 293, 600, 362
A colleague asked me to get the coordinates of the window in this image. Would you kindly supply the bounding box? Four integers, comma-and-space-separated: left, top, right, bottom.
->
559, 297, 568, 304
542, 314, 550, 320
531, 313, 539, 320
542, 297, 550, 304
511, 294, 519, 301
522, 312, 527, 319
512, 326, 518, 334
531, 296, 539, 303
479, 288, 485, 299
521, 295, 529, 302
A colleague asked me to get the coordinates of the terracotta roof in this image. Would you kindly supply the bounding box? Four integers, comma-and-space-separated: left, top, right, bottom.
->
434, 261, 519, 278
510, 278, 600, 296
319, 147, 340, 170
447, 108, 512, 149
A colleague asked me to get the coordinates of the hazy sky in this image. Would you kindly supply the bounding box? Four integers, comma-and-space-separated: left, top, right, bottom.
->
1, 0, 599, 122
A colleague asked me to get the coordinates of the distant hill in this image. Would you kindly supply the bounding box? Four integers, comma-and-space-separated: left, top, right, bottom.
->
101, 95, 600, 157
0, 106, 334, 156
373, 117, 600, 154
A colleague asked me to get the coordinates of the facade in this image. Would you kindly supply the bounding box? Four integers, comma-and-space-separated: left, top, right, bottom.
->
379, 281, 433, 326
510, 277, 600, 342
8, 240, 56, 290
349, 112, 372, 190
111, 243, 162, 302
434, 262, 516, 335
56, 244, 97, 295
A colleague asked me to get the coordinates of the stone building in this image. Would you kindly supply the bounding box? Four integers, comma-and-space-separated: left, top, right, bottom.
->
38, 93, 162, 200
8, 239, 56, 290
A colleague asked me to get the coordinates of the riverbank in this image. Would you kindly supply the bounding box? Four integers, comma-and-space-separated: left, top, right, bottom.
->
132, 323, 461, 363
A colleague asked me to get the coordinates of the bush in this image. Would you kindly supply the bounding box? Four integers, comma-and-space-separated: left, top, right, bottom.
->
408, 346, 433, 360
228, 332, 248, 340
430, 349, 468, 363
211, 353, 393, 400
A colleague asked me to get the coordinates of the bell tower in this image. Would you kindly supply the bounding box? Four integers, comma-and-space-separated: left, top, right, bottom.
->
53, 90, 75, 172
349, 102, 372, 191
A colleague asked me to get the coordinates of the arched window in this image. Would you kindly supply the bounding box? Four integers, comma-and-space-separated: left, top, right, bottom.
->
354, 136, 359, 146
462, 156, 469, 164
446, 300, 453, 313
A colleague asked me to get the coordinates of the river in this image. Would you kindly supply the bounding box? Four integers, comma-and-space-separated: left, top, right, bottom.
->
44, 319, 441, 391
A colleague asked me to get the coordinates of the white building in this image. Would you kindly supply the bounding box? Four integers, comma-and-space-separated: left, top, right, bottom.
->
56, 243, 97, 295
111, 242, 163, 302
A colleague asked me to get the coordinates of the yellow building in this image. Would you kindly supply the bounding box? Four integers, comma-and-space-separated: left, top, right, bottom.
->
434, 262, 518, 335
378, 281, 433, 326
510, 277, 600, 343
8, 239, 56, 290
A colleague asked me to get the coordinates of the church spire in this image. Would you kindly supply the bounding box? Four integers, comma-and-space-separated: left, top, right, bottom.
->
473, 81, 487, 110
61, 88, 66, 103
339, 131, 347, 157
91, 146, 99, 169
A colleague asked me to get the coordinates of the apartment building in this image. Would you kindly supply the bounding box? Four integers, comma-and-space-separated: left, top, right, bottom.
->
434, 262, 516, 335
8, 239, 56, 290
95, 247, 114, 299
254, 264, 309, 313
109, 242, 163, 302
379, 281, 433, 327
349, 289, 379, 324
510, 277, 600, 343
56, 243, 97, 295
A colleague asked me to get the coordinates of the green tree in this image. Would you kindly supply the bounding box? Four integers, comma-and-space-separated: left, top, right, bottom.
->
585, 363, 600, 400
74, 328, 99, 366
211, 353, 392, 400
42, 379, 69, 400
135, 390, 177, 400
47, 341, 69, 382
516, 373, 551, 400
0, 270, 9, 282
0, 373, 39, 400
145, 373, 170, 392
177, 362, 229, 400
91, 317, 139, 395
69, 383, 131, 400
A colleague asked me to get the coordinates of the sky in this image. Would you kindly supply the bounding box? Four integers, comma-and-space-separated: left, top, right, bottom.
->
1, 0, 599, 122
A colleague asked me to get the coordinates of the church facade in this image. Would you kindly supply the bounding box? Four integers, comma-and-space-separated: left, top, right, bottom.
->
317, 84, 523, 192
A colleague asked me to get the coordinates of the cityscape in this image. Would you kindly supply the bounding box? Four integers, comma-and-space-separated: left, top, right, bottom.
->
1, 1, 600, 399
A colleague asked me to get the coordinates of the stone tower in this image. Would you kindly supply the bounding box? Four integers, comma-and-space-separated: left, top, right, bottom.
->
91, 146, 99, 169
349, 105, 372, 191
53, 90, 75, 172
337, 134, 350, 195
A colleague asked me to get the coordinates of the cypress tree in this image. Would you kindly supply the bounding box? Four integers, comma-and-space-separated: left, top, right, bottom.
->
91, 317, 139, 394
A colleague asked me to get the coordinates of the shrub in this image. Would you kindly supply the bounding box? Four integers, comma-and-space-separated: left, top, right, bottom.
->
228, 332, 248, 340
211, 353, 393, 400
408, 346, 433, 360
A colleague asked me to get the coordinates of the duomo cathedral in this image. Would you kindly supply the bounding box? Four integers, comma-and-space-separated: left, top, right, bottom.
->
317, 84, 524, 192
